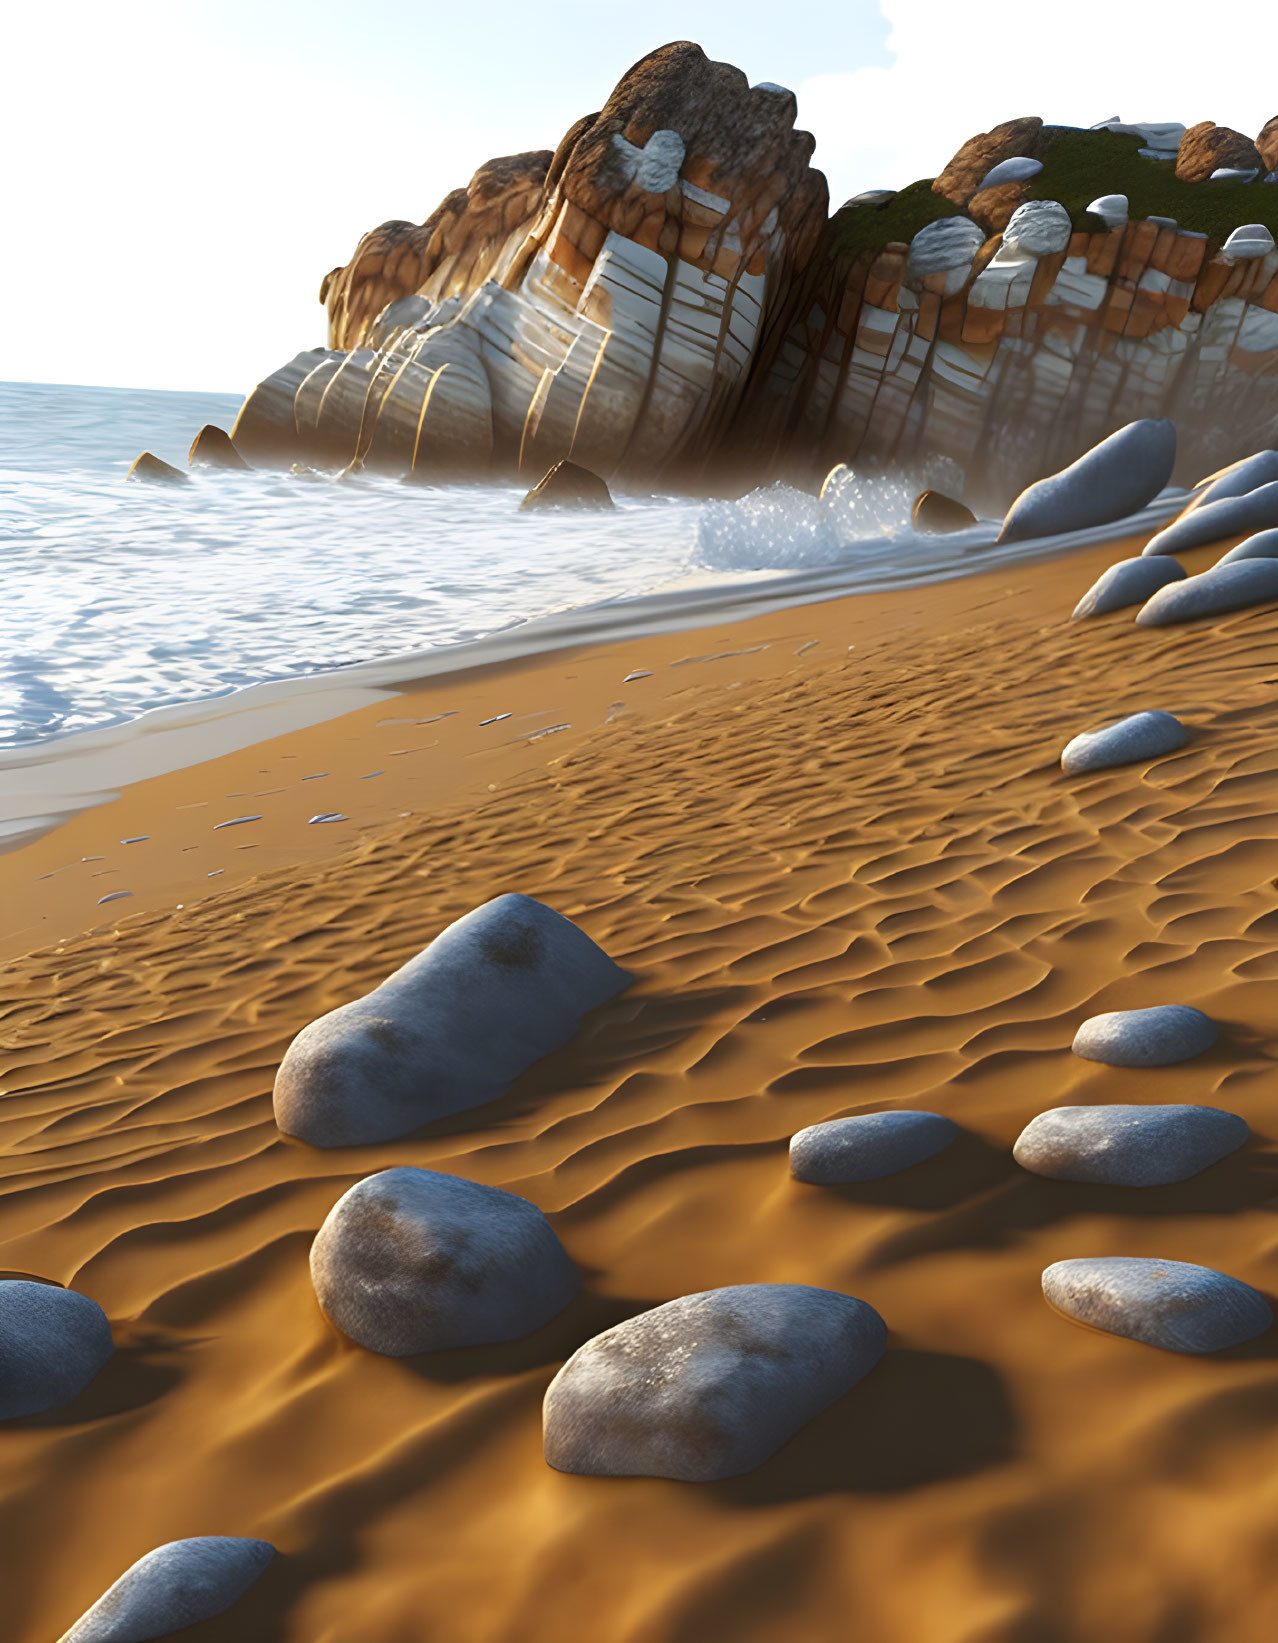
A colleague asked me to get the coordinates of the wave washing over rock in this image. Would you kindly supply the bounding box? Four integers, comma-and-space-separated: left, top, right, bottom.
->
228, 43, 1278, 509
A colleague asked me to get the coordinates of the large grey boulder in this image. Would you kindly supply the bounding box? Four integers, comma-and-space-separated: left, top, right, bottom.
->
1001, 199, 1072, 257
1059, 710, 1189, 774
58, 1537, 275, 1642
790, 1111, 960, 1184
978, 155, 1043, 190
1218, 527, 1278, 563
1135, 558, 1278, 624
905, 217, 985, 295
998, 420, 1177, 543
0, 1280, 114, 1419
310, 1167, 578, 1355
1072, 1005, 1217, 1067
1141, 480, 1278, 554
1189, 450, 1278, 510
1014, 1104, 1248, 1186
1071, 556, 1185, 618
543, 1284, 886, 1481
1042, 1257, 1272, 1353
274, 894, 630, 1146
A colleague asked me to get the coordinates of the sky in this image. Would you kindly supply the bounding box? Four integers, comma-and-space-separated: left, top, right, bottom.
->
5, 1, 1275, 395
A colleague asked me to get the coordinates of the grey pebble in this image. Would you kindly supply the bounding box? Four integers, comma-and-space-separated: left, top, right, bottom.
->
1060, 710, 1189, 773
1014, 1104, 1248, 1185
1136, 558, 1278, 624
58, 1536, 275, 1642
1071, 555, 1184, 618
790, 1111, 960, 1183
0, 1279, 114, 1419
1042, 1257, 1272, 1353
1072, 1005, 1217, 1067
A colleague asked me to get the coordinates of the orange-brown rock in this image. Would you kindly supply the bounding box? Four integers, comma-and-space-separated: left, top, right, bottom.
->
1258, 116, 1278, 173
127, 451, 188, 484
912, 489, 977, 532
188, 424, 250, 470
1175, 122, 1264, 182
967, 180, 1032, 236
519, 459, 614, 511
932, 118, 1043, 207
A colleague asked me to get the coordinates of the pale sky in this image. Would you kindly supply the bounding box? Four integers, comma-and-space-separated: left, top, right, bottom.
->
5, 1, 1274, 394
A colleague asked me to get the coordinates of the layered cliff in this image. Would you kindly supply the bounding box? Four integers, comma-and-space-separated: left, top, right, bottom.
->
231, 43, 1278, 505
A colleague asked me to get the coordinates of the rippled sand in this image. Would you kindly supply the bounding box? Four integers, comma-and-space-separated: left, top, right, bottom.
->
2, 533, 1276, 1642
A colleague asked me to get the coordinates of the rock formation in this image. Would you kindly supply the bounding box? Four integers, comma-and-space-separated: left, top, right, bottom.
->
227, 43, 1278, 508
1175, 123, 1264, 183
1042, 1257, 1271, 1353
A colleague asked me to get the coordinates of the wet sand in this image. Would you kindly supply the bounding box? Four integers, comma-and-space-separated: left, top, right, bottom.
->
2, 530, 1276, 1642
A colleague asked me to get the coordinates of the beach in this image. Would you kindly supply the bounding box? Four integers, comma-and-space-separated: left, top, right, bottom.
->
2, 525, 1277, 1642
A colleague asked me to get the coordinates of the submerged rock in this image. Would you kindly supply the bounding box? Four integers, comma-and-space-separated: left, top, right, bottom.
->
273, 894, 630, 1146
1060, 710, 1189, 773
1071, 556, 1184, 618
1142, 481, 1278, 554
790, 1111, 960, 1183
311, 1167, 578, 1355
0, 1279, 114, 1419
543, 1284, 886, 1480
188, 424, 250, 470
1136, 558, 1278, 625
998, 420, 1177, 543
912, 489, 977, 533
1072, 1005, 1217, 1067
127, 451, 188, 484
1218, 527, 1278, 563
1014, 1104, 1248, 1186
1042, 1257, 1271, 1353
519, 459, 614, 512
58, 1537, 275, 1642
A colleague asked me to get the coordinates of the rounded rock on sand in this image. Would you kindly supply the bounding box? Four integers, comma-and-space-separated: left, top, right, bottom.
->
790, 1111, 960, 1184
1072, 1005, 1217, 1067
273, 893, 630, 1147
1135, 557, 1278, 623
998, 419, 1177, 543
1014, 1104, 1248, 1186
1071, 555, 1184, 619
543, 1284, 886, 1481
0, 1279, 114, 1420
1141, 480, 1278, 555
310, 1166, 579, 1356
1060, 710, 1189, 774
1042, 1257, 1272, 1353
1218, 526, 1278, 564
58, 1536, 275, 1642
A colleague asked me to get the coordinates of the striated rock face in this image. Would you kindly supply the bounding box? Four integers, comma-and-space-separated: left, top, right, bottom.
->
1176, 122, 1264, 183
1259, 117, 1278, 174
230, 45, 1278, 507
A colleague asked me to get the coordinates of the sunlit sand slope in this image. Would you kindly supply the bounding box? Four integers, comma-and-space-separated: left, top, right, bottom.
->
2, 542, 1276, 1643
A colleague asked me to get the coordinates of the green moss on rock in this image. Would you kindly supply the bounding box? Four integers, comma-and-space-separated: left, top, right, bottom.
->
830, 179, 964, 257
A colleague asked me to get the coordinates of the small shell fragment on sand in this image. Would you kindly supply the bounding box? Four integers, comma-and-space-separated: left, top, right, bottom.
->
214, 815, 263, 829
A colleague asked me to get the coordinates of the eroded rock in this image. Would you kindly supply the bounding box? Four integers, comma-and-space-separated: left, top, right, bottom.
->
0, 1279, 114, 1419
58, 1537, 275, 1643
999, 420, 1177, 543
543, 1284, 886, 1480
1042, 1257, 1271, 1353
1143, 481, 1278, 555
310, 1167, 578, 1355
519, 459, 614, 511
1060, 710, 1189, 774
273, 894, 630, 1146
127, 451, 188, 484
790, 1111, 960, 1184
1136, 558, 1278, 624
1014, 1105, 1248, 1186
1071, 556, 1184, 618
1072, 1005, 1217, 1067
1176, 122, 1264, 183
188, 425, 250, 470
1001, 199, 1071, 257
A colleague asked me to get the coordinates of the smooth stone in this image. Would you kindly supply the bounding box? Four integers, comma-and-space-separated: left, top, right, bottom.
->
1142, 481, 1278, 554
1218, 527, 1278, 563
58, 1537, 275, 1642
1188, 449, 1278, 509
1001, 198, 1072, 257
1136, 558, 1278, 625
1222, 222, 1276, 259
543, 1284, 886, 1481
1071, 555, 1184, 618
187, 424, 249, 470
790, 1111, 960, 1184
1042, 1257, 1271, 1353
311, 1166, 578, 1355
1014, 1104, 1248, 1186
911, 488, 977, 533
1210, 167, 1259, 183
843, 188, 896, 209
1086, 192, 1128, 227
1072, 1005, 1217, 1067
1060, 710, 1189, 774
999, 419, 1176, 543
905, 216, 985, 287
0, 1279, 114, 1419
978, 155, 1043, 189
519, 458, 614, 511
126, 451, 188, 484
273, 894, 630, 1146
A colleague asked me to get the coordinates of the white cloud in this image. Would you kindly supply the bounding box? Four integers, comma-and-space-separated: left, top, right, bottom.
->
799, 0, 1275, 203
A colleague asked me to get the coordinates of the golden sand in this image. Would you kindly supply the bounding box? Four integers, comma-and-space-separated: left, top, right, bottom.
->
2, 533, 1276, 1642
